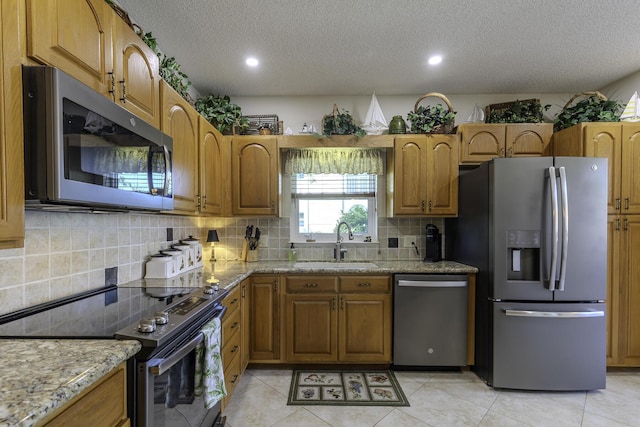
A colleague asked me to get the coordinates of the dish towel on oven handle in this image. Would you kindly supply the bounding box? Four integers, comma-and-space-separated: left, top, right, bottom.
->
194, 316, 227, 408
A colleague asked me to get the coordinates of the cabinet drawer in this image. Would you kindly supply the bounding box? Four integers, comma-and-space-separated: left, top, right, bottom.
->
222, 306, 241, 343
339, 276, 391, 293
222, 324, 241, 369
222, 285, 241, 315
286, 276, 337, 293
223, 350, 242, 398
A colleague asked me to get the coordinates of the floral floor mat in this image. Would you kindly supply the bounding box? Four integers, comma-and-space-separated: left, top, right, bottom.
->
287, 370, 410, 406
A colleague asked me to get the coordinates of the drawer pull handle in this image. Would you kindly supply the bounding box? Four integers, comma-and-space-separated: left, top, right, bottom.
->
231, 374, 239, 384
231, 345, 239, 353
358, 283, 371, 287
305, 283, 318, 287
230, 322, 239, 329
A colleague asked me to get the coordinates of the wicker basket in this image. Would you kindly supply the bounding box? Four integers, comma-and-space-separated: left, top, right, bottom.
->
561, 91, 608, 111
412, 92, 455, 134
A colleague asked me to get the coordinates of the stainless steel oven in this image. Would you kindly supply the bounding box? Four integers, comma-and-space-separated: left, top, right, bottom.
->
139, 325, 226, 427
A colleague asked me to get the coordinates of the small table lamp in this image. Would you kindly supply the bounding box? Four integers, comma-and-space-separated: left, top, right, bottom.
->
207, 229, 220, 261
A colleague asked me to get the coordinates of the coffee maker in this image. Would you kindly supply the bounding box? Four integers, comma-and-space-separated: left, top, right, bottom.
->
424, 224, 442, 262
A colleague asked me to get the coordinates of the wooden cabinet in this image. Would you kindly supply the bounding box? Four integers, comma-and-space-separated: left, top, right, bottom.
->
240, 280, 250, 371
27, 1, 160, 126
553, 123, 640, 215
391, 135, 458, 216
0, 0, 25, 248
198, 117, 226, 215
111, 12, 160, 127
161, 81, 199, 213
608, 215, 640, 366
249, 275, 280, 361
221, 285, 242, 408
231, 136, 279, 216
458, 123, 553, 165
284, 275, 391, 363
39, 362, 129, 427
27, 0, 114, 95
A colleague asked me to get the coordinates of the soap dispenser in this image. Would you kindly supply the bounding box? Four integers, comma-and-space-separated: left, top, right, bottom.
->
288, 243, 297, 261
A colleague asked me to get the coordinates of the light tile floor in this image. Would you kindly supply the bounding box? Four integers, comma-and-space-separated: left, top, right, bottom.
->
222, 369, 640, 426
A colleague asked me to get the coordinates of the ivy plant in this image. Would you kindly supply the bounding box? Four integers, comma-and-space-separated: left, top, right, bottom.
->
194, 95, 249, 134
406, 104, 456, 134
487, 99, 551, 123
554, 96, 622, 131
321, 107, 366, 137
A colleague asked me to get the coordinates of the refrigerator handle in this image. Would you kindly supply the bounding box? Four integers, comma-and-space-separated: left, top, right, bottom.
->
547, 167, 558, 291
504, 309, 604, 318
558, 167, 569, 291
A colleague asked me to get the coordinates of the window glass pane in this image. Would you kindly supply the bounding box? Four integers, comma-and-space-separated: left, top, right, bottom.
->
297, 198, 369, 234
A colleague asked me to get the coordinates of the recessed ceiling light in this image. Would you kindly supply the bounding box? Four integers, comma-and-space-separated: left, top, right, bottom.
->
428, 55, 443, 66
246, 57, 259, 67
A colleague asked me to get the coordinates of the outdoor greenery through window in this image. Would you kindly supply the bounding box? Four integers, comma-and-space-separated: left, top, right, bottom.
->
290, 173, 377, 243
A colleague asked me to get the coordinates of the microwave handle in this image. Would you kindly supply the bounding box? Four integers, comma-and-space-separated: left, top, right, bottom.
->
162, 145, 170, 196
146, 145, 171, 196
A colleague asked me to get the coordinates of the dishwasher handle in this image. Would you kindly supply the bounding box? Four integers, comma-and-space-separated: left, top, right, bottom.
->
397, 280, 467, 288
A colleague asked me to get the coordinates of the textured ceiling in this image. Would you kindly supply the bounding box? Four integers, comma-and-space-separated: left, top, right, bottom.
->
117, 0, 640, 96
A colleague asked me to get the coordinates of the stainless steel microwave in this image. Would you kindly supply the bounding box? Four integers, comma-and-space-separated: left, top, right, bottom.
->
22, 66, 173, 212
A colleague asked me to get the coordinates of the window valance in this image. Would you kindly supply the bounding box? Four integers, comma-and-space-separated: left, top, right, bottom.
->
283, 148, 384, 175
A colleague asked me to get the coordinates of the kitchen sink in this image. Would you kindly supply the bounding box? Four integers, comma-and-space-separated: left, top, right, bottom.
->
293, 261, 378, 269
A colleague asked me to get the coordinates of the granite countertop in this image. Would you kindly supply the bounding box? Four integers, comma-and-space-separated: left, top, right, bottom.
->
204, 259, 478, 291
0, 339, 141, 427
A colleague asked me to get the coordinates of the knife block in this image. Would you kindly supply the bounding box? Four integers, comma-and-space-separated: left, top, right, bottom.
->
246, 249, 258, 262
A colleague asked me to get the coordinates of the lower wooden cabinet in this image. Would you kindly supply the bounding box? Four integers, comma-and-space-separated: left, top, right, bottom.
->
221, 284, 242, 410
249, 275, 280, 361
39, 362, 129, 427
284, 275, 392, 363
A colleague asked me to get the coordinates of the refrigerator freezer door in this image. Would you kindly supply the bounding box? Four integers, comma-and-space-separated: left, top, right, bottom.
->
552, 157, 608, 301
491, 301, 606, 391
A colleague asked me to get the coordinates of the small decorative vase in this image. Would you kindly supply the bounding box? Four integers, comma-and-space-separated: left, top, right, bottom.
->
388, 115, 407, 134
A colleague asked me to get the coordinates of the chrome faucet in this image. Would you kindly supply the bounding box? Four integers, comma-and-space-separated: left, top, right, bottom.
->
334, 221, 354, 262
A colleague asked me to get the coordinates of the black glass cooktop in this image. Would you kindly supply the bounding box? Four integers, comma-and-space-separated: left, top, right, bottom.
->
0, 285, 198, 339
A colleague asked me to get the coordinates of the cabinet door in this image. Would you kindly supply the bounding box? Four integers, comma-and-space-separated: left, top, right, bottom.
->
607, 216, 621, 365
199, 117, 225, 215
426, 134, 458, 216
459, 124, 505, 164
285, 294, 338, 362
393, 135, 428, 215
231, 136, 279, 216
112, 13, 160, 127
249, 276, 280, 361
240, 280, 250, 371
338, 294, 391, 362
621, 124, 640, 214
619, 215, 640, 366
583, 124, 622, 215
161, 81, 199, 213
0, 0, 25, 248
506, 124, 552, 158
27, 0, 113, 95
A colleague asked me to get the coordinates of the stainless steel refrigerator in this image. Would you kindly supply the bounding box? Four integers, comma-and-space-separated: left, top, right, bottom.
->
446, 157, 607, 391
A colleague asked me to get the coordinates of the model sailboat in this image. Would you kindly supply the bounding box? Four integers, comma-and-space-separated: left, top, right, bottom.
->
620, 91, 640, 122
361, 92, 388, 135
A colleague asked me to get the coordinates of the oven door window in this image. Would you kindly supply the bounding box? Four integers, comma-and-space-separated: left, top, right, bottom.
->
62, 98, 170, 197
144, 334, 221, 427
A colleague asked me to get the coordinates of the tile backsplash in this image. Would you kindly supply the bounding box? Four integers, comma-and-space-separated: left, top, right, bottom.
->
0, 211, 444, 315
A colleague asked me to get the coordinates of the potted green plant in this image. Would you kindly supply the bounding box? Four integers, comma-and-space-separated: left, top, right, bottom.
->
406, 93, 456, 134
486, 99, 551, 123
553, 91, 622, 132
321, 105, 366, 137
194, 94, 249, 134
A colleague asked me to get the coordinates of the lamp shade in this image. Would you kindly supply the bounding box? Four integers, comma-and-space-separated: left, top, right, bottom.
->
206, 230, 219, 243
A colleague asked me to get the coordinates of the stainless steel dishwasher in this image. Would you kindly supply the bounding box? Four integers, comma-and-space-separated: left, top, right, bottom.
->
393, 274, 468, 366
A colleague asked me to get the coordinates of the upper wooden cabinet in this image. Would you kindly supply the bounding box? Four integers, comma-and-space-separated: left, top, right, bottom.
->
27, 0, 113, 96
553, 123, 640, 215
231, 136, 279, 216
161, 81, 199, 214
198, 117, 225, 215
458, 123, 553, 165
111, 11, 160, 127
0, 0, 25, 248
391, 135, 458, 216
27, 0, 160, 126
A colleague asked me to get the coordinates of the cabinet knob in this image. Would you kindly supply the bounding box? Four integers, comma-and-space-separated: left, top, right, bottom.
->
119, 79, 126, 102
625, 197, 630, 210
107, 71, 115, 101
616, 198, 621, 210
340, 297, 345, 310
428, 200, 433, 211
500, 148, 505, 157
421, 200, 426, 211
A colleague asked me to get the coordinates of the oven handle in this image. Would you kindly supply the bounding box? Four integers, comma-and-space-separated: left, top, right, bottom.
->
148, 305, 227, 376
